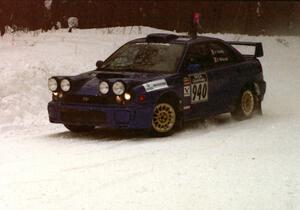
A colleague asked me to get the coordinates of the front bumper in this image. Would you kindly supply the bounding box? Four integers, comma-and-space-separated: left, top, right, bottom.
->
48, 101, 154, 129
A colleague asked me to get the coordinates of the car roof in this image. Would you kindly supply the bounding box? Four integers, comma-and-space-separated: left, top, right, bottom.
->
130, 33, 222, 45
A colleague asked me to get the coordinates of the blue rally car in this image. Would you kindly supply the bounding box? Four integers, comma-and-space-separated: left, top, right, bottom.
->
48, 33, 266, 136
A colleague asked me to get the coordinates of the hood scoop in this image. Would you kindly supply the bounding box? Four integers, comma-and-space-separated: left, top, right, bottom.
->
96, 72, 128, 79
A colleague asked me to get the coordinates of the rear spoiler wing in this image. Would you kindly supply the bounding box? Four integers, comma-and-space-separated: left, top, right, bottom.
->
227, 41, 264, 57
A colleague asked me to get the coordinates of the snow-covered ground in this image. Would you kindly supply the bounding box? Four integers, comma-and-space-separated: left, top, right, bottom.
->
0, 27, 299, 210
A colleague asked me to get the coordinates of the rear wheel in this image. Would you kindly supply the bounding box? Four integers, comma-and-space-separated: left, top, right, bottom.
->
151, 102, 177, 136
64, 124, 95, 133
232, 88, 256, 120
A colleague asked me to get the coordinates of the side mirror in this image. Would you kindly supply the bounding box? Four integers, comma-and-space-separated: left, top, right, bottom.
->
96, 60, 104, 68
186, 63, 202, 73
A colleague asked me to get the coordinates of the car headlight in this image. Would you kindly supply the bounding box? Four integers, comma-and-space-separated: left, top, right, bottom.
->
48, 78, 58, 92
60, 79, 71, 92
99, 81, 109, 95
112, 81, 125, 95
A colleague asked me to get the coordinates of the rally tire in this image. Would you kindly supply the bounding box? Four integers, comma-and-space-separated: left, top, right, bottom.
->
64, 124, 95, 133
151, 102, 177, 136
231, 88, 256, 120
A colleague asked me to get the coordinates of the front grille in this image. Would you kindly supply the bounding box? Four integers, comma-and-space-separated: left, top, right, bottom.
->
61, 95, 115, 105
61, 109, 106, 125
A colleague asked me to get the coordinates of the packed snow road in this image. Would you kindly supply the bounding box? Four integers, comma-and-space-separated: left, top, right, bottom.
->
0, 27, 299, 210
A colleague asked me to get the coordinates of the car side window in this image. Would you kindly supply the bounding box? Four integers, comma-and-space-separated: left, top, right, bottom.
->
209, 42, 237, 66
184, 43, 214, 70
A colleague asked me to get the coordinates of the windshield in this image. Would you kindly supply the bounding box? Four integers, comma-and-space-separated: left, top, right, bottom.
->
101, 42, 184, 73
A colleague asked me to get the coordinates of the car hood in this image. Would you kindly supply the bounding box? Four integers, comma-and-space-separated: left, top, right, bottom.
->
66, 70, 173, 95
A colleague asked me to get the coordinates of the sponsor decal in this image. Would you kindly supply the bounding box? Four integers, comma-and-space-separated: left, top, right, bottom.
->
190, 73, 207, 83
143, 79, 168, 92
184, 105, 191, 110
183, 77, 191, 97
183, 77, 191, 86
189, 73, 208, 104
184, 85, 190, 97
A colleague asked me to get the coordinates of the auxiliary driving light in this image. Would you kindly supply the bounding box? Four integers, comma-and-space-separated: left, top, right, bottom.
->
60, 79, 71, 92
99, 81, 109, 94
112, 81, 125, 96
48, 78, 58, 92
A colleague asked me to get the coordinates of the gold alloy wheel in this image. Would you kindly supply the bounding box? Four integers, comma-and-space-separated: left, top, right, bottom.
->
241, 90, 255, 117
152, 103, 176, 133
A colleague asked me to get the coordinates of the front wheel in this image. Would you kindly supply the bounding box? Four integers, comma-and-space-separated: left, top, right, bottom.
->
231, 89, 256, 120
151, 102, 177, 136
64, 124, 95, 133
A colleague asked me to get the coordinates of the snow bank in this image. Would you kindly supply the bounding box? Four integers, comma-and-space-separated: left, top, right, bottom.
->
0, 27, 168, 128
0, 27, 299, 128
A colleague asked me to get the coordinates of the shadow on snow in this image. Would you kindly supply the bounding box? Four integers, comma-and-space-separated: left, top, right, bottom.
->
45, 113, 237, 142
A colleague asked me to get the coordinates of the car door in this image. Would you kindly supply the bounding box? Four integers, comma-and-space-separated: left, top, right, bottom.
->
181, 42, 215, 119
206, 42, 241, 113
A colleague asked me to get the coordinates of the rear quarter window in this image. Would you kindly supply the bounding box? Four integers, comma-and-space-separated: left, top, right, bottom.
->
209, 42, 239, 66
